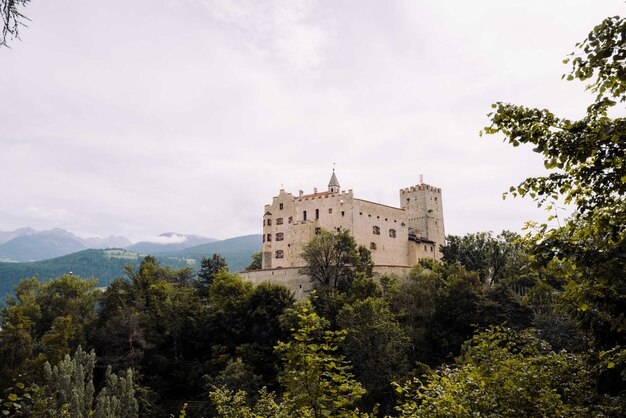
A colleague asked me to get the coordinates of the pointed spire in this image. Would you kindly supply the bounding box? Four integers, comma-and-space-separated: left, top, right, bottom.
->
328, 169, 340, 193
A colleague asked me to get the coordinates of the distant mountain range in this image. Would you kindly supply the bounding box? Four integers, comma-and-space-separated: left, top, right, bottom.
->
0, 228, 132, 262
0, 228, 221, 262
126, 232, 218, 254
0, 231, 262, 305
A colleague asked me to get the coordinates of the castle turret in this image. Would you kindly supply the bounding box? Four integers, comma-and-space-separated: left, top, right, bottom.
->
328, 170, 340, 193
400, 182, 445, 257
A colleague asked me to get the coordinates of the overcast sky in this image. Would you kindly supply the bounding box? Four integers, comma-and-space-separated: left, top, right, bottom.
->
0, 0, 622, 242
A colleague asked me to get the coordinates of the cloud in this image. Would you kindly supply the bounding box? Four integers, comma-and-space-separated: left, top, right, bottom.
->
142, 234, 189, 244
192, 0, 333, 72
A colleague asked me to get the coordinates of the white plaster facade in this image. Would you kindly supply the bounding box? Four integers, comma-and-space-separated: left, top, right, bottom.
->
260, 172, 445, 270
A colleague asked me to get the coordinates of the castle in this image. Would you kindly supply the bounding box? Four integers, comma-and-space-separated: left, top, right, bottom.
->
241, 171, 445, 293
260, 171, 444, 268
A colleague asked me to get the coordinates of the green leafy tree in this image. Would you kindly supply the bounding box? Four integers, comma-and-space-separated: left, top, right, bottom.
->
199, 254, 229, 286
441, 231, 526, 285
337, 297, 410, 412
209, 386, 312, 418
483, 14, 626, 393
395, 327, 608, 417
275, 301, 366, 417
300, 229, 371, 291
0, 275, 100, 389
245, 251, 263, 271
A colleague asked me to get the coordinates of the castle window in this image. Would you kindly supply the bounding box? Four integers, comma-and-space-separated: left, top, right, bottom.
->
431, 246, 434, 252
315, 227, 321, 235
373, 226, 380, 235
315, 209, 320, 219
275, 250, 284, 259
370, 242, 377, 250
263, 220, 265, 227
341, 211, 345, 217
267, 219, 272, 226
303, 211, 307, 221
328, 208, 332, 214
263, 235, 265, 242
288, 216, 293, 224
279, 203, 284, 210
276, 233, 284, 241
276, 218, 283, 225
389, 229, 396, 238
267, 234, 272, 242
424, 245, 427, 251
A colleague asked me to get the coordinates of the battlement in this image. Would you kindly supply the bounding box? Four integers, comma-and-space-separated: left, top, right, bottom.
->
297, 189, 353, 202
400, 184, 441, 194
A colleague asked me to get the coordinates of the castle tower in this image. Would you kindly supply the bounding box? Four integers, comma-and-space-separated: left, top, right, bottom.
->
328, 169, 340, 193
400, 182, 445, 255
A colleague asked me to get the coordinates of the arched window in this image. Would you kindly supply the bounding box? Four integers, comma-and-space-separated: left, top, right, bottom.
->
373, 226, 380, 235
389, 229, 396, 238
303, 210, 307, 221
315, 209, 320, 219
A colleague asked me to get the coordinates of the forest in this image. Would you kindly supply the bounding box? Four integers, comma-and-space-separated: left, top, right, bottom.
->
1, 12, 625, 418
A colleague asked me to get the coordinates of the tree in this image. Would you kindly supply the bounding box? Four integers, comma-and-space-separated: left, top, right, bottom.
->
299, 229, 371, 291
30, 347, 138, 418
1, 0, 29, 46
441, 231, 526, 285
0, 275, 100, 389
275, 301, 366, 417
483, 14, 626, 392
337, 297, 410, 412
246, 251, 263, 271
199, 254, 229, 286
394, 327, 606, 417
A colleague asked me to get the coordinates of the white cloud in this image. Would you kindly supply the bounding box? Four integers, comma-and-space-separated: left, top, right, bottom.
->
142, 234, 189, 244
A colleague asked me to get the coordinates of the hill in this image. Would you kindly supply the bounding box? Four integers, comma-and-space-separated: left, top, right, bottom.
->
0, 229, 87, 262
0, 228, 132, 262
125, 232, 218, 254
0, 235, 262, 304
166, 234, 262, 272
0, 227, 37, 245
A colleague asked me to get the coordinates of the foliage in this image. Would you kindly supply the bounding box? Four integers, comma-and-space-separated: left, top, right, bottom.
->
483, 14, 626, 395
395, 327, 607, 417
275, 301, 366, 417
0, 274, 100, 389
337, 297, 410, 412
246, 251, 263, 271
441, 230, 532, 285
209, 386, 312, 418
198, 254, 228, 286
27, 347, 138, 418
299, 229, 372, 291
1, 0, 29, 46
